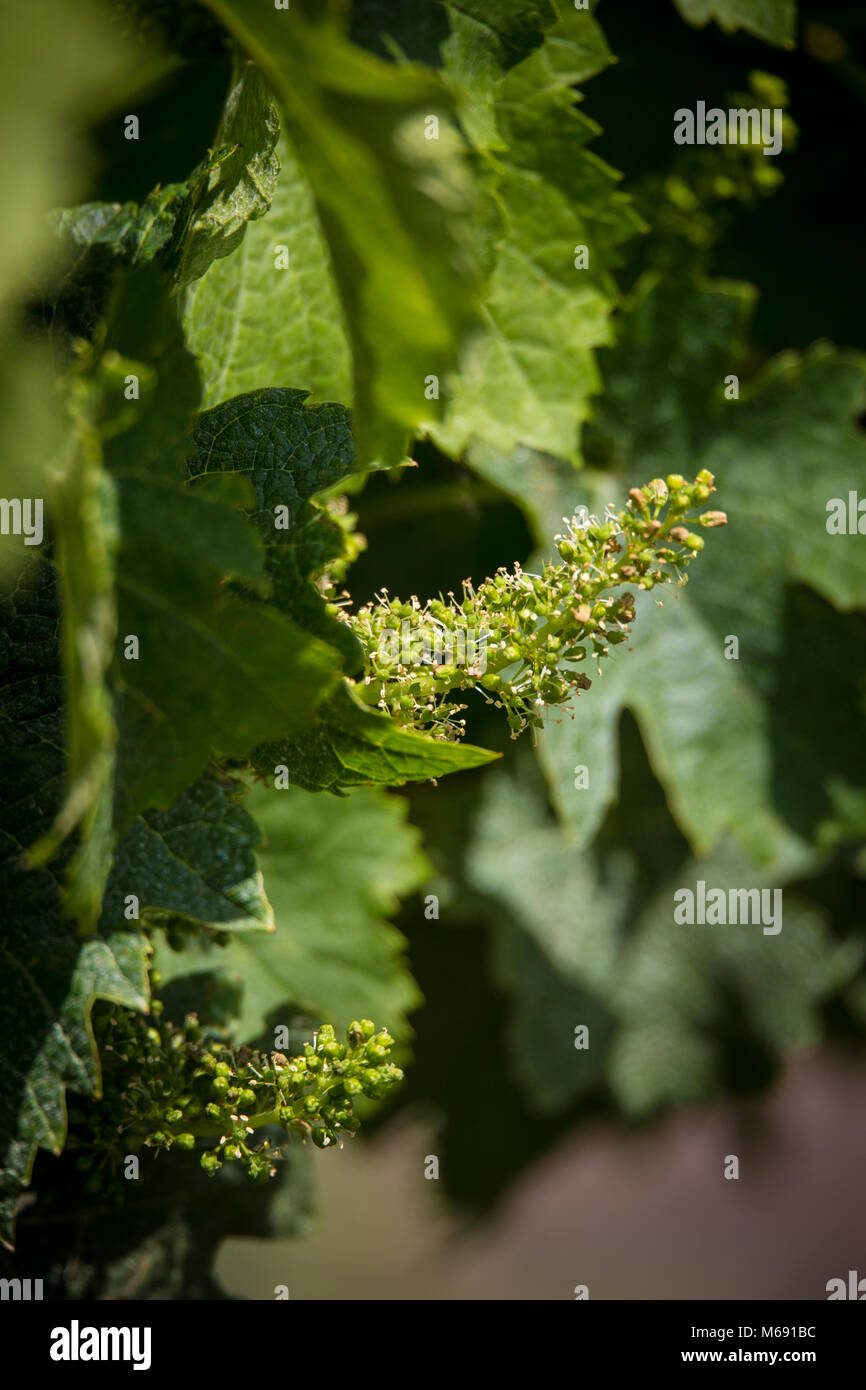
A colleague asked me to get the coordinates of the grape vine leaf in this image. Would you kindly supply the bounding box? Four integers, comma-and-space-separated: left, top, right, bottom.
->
172, 54, 281, 291
0, 0, 136, 581
118, 775, 275, 936
0, 566, 284, 1246
188, 387, 498, 784
152, 783, 428, 1043
431, 3, 643, 464
111, 471, 342, 833
463, 747, 861, 1119
469, 272, 866, 867
184, 131, 352, 410
672, 0, 796, 47
0, 563, 145, 1250
254, 681, 498, 793
187, 386, 363, 667
77, 275, 345, 833
45, 55, 281, 343
200, 0, 478, 467
2, 1141, 313, 1299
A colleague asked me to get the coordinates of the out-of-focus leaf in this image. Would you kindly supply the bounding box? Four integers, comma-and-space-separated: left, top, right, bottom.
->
153, 783, 428, 1042
464, 755, 861, 1117
673, 0, 796, 47
0, 0, 138, 581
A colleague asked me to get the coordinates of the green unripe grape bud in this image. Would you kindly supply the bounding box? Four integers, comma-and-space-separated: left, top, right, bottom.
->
666, 474, 686, 491
212, 1076, 229, 1096
164, 1108, 183, 1124
303, 1094, 321, 1116
359, 1020, 376, 1039
347, 1022, 365, 1047
684, 534, 704, 551
214, 1061, 231, 1078
318, 1024, 336, 1044
306, 1052, 322, 1072
503, 644, 521, 663
322, 1041, 344, 1059
481, 672, 501, 691
238, 1088, 256, 1108
343, 1077, 363, 1095
366, 1044, 388, 1062
174, 1133, 195, 1150
557, 539, 576, 561
205, 1102, 222, 1120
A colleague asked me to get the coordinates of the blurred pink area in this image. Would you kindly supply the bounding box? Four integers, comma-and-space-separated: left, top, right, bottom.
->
217, 1050, 866, 1300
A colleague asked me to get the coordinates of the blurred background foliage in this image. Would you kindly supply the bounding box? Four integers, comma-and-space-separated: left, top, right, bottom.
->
1, 0, 865, 1296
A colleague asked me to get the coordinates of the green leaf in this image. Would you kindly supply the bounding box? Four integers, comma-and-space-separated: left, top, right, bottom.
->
187, 386, 366, 667
254, 680, 498, 793
31, 400, 119, 930
475, 273, 866, 866
116, 775, 274, 935
464, 755, 860, 1118
200, 0, 478, 466
432, 4, 642, 463
0, 564, 147, 1248
0, 569, 286, 1245
152, 783, 428, 1043
44, 56, 280, 348
4, 1138, 312, 1298
183, 131, 352, 409
0, 0, 137, 581
77, 274, 344, 832
672, 0, 796, 47
172, 54, 281, 291
111, 472, 341, 831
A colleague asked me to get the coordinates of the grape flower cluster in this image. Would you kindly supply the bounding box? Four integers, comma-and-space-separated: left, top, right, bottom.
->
337, 472, 726, 739
76, 1003, 402, 1188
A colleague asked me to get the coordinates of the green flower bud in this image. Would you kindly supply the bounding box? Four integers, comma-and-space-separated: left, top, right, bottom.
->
174, 1133, 195, 1150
